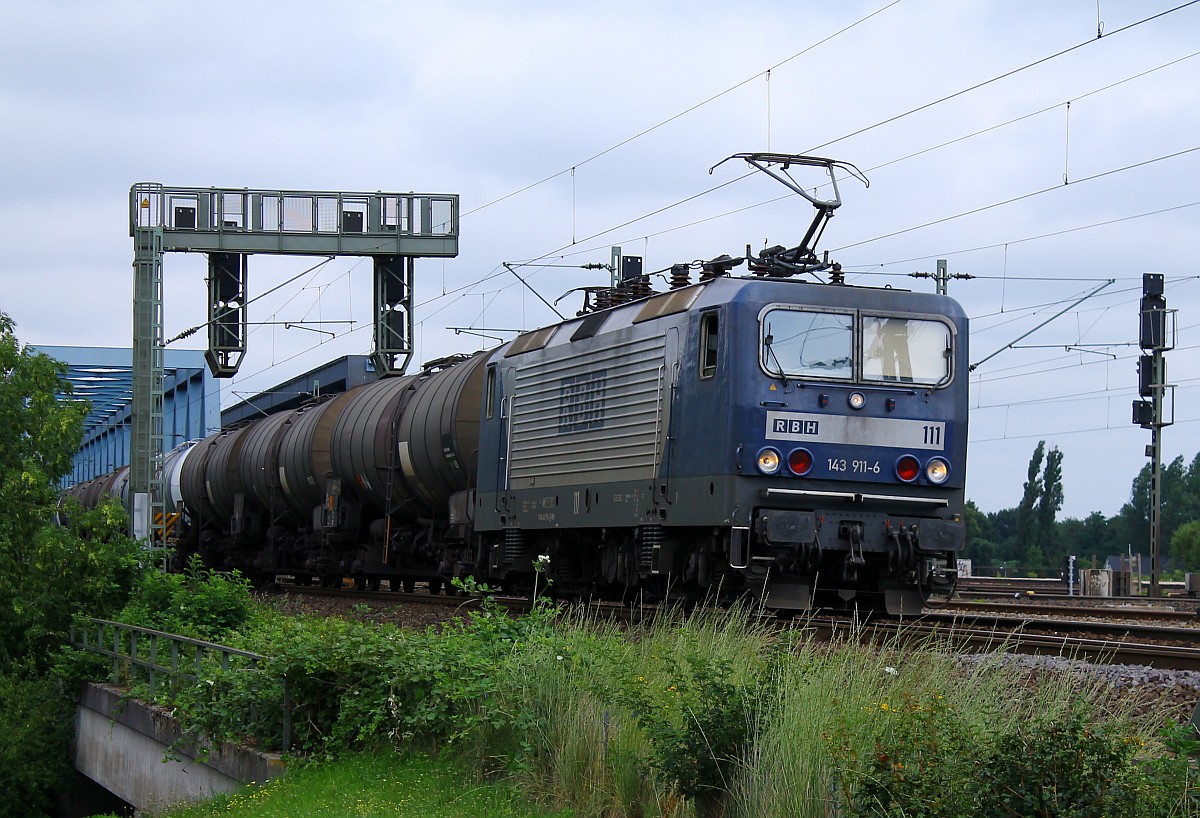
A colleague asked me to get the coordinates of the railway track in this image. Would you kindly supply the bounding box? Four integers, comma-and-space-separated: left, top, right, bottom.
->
942, 599, 1200, 624
956, 575, 1193, 601
797, 613, 1200, 671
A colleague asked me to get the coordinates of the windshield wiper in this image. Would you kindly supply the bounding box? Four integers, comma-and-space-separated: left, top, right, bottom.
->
763, 329, 790, 387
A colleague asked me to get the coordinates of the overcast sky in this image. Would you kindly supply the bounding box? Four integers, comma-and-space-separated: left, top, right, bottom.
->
2, 1, 1199, 522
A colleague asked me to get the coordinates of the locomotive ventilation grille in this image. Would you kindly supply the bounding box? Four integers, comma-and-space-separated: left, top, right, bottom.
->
508, 335, 667, 487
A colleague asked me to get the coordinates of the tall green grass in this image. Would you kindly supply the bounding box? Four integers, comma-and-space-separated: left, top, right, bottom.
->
468, 605, 1194, 817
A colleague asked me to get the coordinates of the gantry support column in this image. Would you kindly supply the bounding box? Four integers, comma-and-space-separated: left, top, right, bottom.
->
131, 226, 166, 551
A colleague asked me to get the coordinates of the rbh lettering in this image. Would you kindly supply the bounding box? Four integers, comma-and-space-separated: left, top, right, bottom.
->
773, 417, 819, 435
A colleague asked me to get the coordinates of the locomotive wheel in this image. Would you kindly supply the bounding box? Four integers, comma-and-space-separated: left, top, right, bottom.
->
367, 577, 381, 592
427, 577, 442, 595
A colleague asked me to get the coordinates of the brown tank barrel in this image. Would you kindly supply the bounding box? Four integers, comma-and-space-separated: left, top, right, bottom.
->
328, 352, 488, 518
274, 391, 359, 519
236, 410, 293, 517
179, 433, 220, 523
328, 374, 423, 512
180, 426, 251, 525
395, 351, 488, 510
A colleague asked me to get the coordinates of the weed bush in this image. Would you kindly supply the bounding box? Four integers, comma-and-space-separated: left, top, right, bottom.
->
0, 671, 73, 818
120, 554, 253, 641
161, 593, 561, 757
821, 659, 1199, 818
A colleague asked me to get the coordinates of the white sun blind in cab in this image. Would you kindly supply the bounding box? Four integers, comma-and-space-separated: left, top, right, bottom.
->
507, 334, 667, 488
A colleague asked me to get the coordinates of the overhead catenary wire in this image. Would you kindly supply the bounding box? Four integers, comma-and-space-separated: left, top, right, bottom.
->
833, 145, 1200, 254
805, 0, 1200, 154
364, 5, 1200, 330
491, 47, 1200, 296
458, 0, 903, 220
165, 256, 336, 346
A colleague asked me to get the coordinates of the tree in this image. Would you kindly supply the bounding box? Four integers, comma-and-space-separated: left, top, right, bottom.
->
0, 310, 141, 669
986, 507, 1021, 564
1171, 520, 1200, 572
0, 312, 145, 818
1015, 442, 1046, 558
1115, 456, 1198, 566
1057, 511, 1121, 567
1011, 442, 1064, 575
1036, 447, 1064, 565
963, 500, 996, 567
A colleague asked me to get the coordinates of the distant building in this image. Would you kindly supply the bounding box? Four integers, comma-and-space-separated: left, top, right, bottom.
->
220, 355, 379, 427
34, 346, 220, 486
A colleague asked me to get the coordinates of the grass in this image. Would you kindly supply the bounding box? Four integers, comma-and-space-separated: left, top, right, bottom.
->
107, 588, 1199, 818
126, 752, 573, 818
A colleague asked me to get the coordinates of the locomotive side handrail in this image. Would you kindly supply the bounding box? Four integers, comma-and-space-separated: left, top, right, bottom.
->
70, 617, 291, 749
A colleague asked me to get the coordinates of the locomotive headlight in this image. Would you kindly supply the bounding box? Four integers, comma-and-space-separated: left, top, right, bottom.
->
895, 455, 920, 483
925, 457, 950, 484
848, 391, 866, 410
756, 447, 782, 475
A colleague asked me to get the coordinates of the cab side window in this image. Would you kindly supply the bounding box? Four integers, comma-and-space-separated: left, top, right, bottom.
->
485, 365, 497, 418
700, 311, 719, 379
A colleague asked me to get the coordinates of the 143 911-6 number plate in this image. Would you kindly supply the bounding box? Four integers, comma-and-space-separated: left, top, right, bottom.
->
825, 458, 882, 474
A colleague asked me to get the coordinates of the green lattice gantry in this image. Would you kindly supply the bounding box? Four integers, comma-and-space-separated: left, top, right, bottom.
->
127, 183, 459, 546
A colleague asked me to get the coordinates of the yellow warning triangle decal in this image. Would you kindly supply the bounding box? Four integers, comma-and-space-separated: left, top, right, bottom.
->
769, 384, 777, 391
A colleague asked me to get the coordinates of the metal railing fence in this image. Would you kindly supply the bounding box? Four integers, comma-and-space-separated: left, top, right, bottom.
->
70, 617, 290, 749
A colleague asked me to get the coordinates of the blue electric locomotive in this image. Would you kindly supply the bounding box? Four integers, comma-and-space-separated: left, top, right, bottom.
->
472, 265, 966, 614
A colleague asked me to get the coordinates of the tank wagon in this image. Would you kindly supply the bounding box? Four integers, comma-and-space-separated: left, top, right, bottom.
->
66, 154, 968, 613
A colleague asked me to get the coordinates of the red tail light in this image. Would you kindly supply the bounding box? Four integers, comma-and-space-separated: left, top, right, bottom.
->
788, 448, 813, 475
895, 455, 920, 482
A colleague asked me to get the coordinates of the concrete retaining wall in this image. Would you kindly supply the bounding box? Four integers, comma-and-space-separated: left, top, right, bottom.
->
74, 683, 285, 813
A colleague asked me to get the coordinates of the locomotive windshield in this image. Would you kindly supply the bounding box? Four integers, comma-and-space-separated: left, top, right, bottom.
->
762, 310, 853, 379
862, 316, 951, 385
760, 308, 951, 386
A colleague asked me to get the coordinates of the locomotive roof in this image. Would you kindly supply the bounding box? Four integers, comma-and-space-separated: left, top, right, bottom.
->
500, 274, 967, 359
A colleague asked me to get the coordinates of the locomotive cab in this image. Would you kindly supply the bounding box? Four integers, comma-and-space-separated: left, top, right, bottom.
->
720, 280, 968, 613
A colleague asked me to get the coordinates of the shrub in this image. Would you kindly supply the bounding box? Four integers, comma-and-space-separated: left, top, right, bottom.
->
120, 554, 253, 641
0, 671, 73, 818
164, 594, 560, 758
825, 679, 1198, 818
